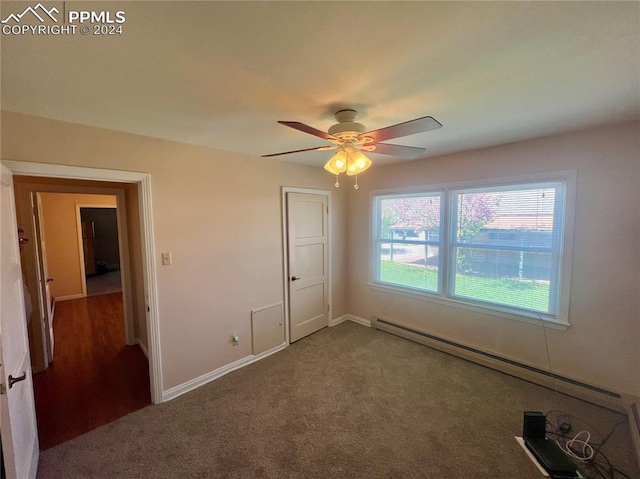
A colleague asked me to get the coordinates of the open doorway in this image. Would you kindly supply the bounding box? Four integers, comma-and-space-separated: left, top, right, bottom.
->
14, 184, 151, 450
1, 160, 162, 472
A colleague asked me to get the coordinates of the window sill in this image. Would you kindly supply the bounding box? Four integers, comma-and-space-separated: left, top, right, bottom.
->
367, 282, 570, 331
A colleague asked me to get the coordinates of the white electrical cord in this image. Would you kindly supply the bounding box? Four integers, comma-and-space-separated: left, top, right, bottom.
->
556, 430, 595, 461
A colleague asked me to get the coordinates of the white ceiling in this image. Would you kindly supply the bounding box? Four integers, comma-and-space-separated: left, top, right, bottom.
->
2, 1, 639, 166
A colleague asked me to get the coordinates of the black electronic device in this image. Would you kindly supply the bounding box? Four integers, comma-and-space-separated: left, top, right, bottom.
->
522, 412, 579, 479
523, 411, 546, 439
524, 438, 579, 478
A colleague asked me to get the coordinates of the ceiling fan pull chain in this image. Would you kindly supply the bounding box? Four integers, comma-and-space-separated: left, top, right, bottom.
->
354, 174, 359, 190
335, 174, 340, 188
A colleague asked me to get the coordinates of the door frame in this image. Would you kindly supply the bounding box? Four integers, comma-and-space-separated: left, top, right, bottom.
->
1, 160, 163, 404
31, 192, 55, 364
281, 187, 332, 344
19, 185, 136, 366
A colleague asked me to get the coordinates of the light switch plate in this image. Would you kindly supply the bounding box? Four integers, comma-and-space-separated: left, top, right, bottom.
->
161, 252, 172, 265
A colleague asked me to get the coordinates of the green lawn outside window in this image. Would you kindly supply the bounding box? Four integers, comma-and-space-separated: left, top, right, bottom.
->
380, 260, 549, 312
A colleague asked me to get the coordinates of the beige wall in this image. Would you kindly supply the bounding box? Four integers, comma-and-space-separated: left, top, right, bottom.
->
38, 192, 117, 299
346, 120, 640, 397
5, 111, 636, 399
2, 111, 348, 391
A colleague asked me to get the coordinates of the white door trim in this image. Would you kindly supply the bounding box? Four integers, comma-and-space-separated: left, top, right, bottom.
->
32, 192, 54, 364
1, 160, 163, 404
281, 187, 332, 344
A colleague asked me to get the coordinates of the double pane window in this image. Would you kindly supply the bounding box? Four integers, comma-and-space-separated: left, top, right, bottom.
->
372, 176, 570, 322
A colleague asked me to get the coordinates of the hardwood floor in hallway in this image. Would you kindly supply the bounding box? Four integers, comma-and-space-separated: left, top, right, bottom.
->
32, 292, 151, 450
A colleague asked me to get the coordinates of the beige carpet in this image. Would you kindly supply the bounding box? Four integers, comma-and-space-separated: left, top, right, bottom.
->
37, 321, 638, 478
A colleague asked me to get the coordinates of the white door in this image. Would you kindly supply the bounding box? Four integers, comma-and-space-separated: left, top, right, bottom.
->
0, 164, 39, 479
287, 193, 328, 342
33, 192, 54, 364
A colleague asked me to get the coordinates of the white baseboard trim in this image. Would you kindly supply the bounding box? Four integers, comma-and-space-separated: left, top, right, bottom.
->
346, 315, 371, 327
55, 293, 84, 302
162, 341, 288, 402
136, 339, 149, 359
163, 316, 371, 403
330, 314, 371, 328
329, 315, 350, 327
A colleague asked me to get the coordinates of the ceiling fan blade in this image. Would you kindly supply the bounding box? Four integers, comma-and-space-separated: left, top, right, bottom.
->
371, 143, 426, 158
361, 116, 442, 143
261, 146, 329, 158
278, 121, 337, 140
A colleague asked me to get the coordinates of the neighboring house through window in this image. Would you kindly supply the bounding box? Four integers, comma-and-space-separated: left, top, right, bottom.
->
371, 172, 576, 325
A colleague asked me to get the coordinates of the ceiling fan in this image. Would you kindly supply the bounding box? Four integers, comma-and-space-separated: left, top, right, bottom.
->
262, 109, 442, 188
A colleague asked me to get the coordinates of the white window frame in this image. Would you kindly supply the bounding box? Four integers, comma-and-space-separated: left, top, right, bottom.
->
372, 191, 444, 294
369, 171, 577, 329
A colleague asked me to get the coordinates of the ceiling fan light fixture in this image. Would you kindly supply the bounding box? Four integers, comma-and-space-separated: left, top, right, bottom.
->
323, 161, 339, 175
324, 150, 348, 174
345, 150, 372, 176
263, 109, 442, 190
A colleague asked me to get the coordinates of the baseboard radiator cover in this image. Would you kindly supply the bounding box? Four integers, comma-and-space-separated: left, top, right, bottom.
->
372, 316, 624, 412
626, 400, 640, 471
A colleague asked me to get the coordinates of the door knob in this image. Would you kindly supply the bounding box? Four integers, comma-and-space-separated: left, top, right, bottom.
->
291, 276, 300, 281
8, 372, 26, 389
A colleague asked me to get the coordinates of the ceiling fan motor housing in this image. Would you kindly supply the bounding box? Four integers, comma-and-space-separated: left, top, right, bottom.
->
328, 109, 366, 138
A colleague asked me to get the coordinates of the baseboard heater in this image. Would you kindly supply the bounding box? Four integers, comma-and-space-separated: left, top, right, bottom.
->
633, 403, 640, 434
631, 403, 640, 471
373, 317, 621, 400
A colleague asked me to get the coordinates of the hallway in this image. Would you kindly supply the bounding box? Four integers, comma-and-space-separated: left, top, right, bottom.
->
32, 293, 151, 450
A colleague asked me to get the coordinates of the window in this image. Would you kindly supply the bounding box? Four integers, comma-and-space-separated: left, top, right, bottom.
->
372, 174, 574, 324
374, 193, 443, 293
